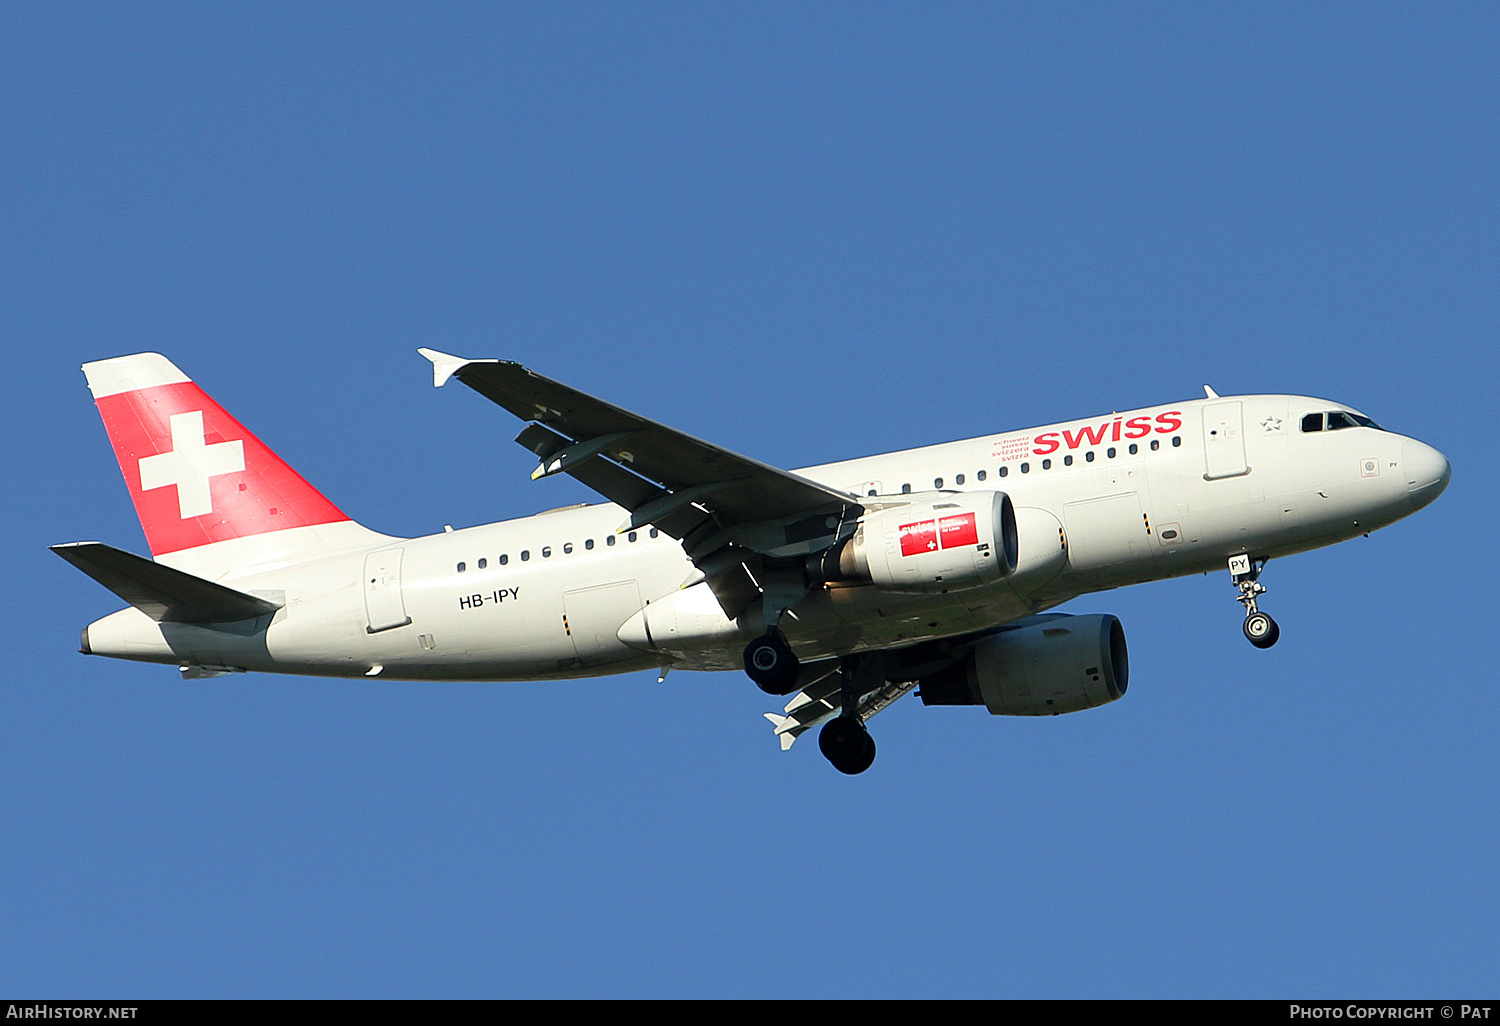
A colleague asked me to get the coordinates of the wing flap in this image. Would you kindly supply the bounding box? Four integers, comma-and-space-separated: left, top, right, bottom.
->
51, 542, 282, 623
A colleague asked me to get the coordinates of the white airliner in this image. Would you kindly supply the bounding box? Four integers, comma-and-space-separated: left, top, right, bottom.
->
55, 351, 1450, 773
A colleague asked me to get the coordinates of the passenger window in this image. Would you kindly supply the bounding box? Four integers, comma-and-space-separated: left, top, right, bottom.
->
1301, 413, 1324, 432
1150, 439, 1159, 451
1086, 451, 1095, 462
1129, 443, 1138, 455
542, 546, 551, 557
585, 539, 594, 550
1020, 462, 1030, 474
521, 550, 530, 561
934, 478, 943, 489
649, 528, 659, 538
1107, 447, 1117, 458
977, 469, 986, 482
563, 542, 573, 554
1063, 455, 1073, 466
606, 535, 615, 546
1041, 459, 1051, 470
457, 562, 466, 573
628, 532, 638, 542
955, 473, 965, 485
1172, 436, 1181, 447
477, 558, 487, 569
998, 466, 1008, 478
500, 554, 509, 565
901, 483, 911, 494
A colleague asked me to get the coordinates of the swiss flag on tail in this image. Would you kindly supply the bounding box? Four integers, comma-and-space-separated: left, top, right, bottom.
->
84, 353, 351, 557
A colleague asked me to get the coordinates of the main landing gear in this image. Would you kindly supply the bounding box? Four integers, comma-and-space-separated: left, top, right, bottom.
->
744, 628, 800, 696
817, 653, 881, 775
744, 571, 809, 696
819, 714, 876, 775
1229, 553, 1280, 649
743, 580, 880, 772
743, 633, 881, 774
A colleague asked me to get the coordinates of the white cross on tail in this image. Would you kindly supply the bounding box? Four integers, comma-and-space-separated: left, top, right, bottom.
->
137, 411, 245, 518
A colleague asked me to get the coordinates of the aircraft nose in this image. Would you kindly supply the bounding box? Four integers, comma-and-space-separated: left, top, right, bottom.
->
1403, 439, 1451, 511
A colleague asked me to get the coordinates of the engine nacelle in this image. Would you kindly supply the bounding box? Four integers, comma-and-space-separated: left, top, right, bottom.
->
917, 613, 1128, 715
818, 492, 1018, 593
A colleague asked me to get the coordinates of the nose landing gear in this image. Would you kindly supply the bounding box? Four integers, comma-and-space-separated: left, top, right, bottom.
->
1230, 554, 1280, 649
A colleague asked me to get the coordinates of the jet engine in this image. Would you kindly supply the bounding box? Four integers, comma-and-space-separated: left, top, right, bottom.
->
916, 613, 1128, 715
812, 492, 1019, 593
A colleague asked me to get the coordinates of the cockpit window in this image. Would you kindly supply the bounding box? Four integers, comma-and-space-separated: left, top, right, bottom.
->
1304, 410, 1383, 433
1328, 411, 1383, 430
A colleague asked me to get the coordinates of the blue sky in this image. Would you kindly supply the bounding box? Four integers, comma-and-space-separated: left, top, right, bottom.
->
3, 2, 1496, 997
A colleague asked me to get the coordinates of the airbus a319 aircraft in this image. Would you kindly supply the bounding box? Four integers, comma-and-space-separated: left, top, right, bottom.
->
55, 351, 1450, 773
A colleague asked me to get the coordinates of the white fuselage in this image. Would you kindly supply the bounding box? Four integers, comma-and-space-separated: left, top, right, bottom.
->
83, 393, 1448, 680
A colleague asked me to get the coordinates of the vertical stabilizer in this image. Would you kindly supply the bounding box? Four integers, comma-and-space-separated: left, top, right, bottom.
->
82, 353, 392, 578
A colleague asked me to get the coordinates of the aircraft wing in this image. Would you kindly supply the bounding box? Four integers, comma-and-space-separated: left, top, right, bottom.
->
420, 350, 864, 618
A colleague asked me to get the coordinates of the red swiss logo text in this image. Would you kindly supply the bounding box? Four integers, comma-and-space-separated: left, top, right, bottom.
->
1030, 411, 1183, 456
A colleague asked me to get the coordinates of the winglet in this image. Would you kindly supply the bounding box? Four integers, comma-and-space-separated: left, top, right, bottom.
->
1204, 384, 1220, 399
418, 348, 482, 388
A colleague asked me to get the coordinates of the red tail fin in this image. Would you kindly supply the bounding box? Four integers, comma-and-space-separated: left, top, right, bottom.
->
84, 353, 353, 558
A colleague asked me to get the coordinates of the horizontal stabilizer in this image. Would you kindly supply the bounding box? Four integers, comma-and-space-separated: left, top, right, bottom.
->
50, 542, 282, 623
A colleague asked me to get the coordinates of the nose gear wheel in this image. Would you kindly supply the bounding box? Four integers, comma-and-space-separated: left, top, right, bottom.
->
1243, 610, 1280, 648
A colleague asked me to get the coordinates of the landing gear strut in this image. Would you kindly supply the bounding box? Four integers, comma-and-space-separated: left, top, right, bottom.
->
743, 571, 809, 696
817, 653, 881, 775
1230, 553, 1280, 649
